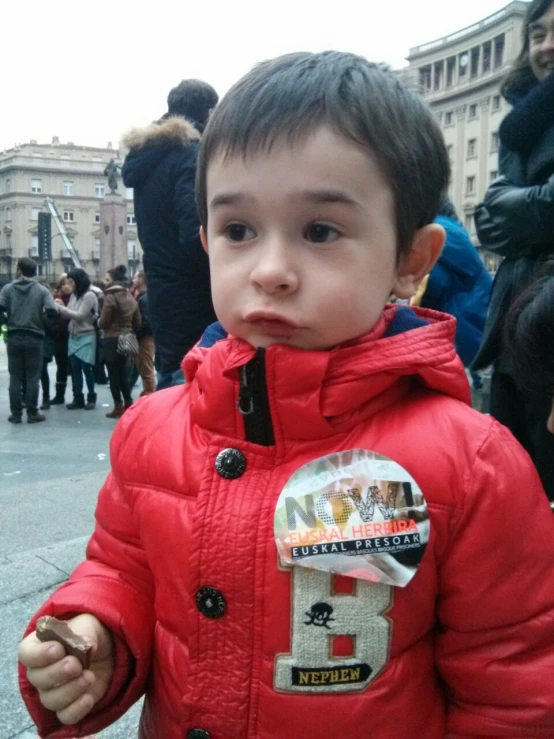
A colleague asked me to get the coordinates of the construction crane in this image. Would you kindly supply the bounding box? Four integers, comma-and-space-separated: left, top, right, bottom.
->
43, 197, 82, 268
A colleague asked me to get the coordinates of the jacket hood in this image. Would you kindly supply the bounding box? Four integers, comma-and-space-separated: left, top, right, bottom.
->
434, 216, 488, 287
183, 305, 470, 442
122, 116, 200, 188
10, 278, 43, 296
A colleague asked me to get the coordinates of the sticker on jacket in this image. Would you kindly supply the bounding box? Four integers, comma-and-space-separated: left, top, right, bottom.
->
274, 449, 429, 588
274, 566, 392, 693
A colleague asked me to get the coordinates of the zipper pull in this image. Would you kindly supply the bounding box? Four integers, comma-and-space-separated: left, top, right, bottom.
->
238, 364, 254, 416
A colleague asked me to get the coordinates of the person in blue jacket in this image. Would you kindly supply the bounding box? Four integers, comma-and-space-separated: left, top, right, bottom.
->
420, 198, 492, 369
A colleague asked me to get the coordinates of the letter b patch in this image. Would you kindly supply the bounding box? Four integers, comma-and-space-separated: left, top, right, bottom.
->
275, 567, 392, 693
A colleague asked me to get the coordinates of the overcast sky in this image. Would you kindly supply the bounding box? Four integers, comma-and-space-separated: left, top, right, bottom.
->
2, 0, 517, 152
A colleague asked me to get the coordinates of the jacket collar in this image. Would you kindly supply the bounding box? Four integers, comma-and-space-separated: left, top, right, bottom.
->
183, 306, 470, 443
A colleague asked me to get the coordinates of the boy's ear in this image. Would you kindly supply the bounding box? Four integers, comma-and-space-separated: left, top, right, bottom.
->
392, 224, 445, 300
200, 226, 209, 254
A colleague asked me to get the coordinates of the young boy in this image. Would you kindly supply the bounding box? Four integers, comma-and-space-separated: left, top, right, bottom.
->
18, 52, 554, 738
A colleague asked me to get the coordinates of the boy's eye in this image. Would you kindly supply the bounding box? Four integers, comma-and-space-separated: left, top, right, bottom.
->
304, 223, 339, 244
225, 223, 255, 242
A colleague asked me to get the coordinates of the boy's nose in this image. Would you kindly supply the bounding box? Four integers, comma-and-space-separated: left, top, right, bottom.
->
250, 240, 299, 295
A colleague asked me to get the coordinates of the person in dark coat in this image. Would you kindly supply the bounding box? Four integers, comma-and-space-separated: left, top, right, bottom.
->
49, 274, 73, 404
504, 259, 554, 500
122, 79, 218, 390
472, 0, 554, 501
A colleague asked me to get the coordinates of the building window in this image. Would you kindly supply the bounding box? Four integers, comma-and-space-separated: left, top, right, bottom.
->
464, 213, 473, 232
127, 213, 136, 225
63, 181, 74, 196
419, 65, 432, 93
446, 144, 453, 161
482, 40, 492, 73
494, 34, 505, 68
94, 211, 100, 224
466, 176, 476, 195
433, 61, 444, 90
63, 210, 74, 222
95, 184, 105, 198
470, 47, 480, 78
127, 239, 136, 260
491, 132, 499, 152
6, 207, 11, 222
5, 178, 11, 193
492, 94, 501, 111
490, 170, 499, 182
467, 138, 477, 158
468, 103, 477, 119
30, 234, 39, 257
444, 111, 453, 126
458, 52, 469, 77
125, 187, 134, 200
31, 208, 41, 221
446, 57, 456, 87
31, 178, 42, 194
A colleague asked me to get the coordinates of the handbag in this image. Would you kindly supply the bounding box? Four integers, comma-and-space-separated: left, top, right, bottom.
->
117, 331, 139, 362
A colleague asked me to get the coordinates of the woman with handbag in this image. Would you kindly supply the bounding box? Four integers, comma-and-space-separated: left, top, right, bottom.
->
99, 265, 141, 419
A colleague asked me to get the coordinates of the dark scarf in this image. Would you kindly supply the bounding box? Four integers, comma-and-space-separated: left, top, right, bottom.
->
499, 72, 554, 154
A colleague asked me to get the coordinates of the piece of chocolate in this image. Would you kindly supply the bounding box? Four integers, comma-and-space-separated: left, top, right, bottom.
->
36, 616, 93, 669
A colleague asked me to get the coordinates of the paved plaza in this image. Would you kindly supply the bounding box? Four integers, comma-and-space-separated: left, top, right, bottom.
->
0, 342, 141, 738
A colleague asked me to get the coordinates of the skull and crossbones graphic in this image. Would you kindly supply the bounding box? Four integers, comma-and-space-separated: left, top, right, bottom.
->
305, 602, 335, 629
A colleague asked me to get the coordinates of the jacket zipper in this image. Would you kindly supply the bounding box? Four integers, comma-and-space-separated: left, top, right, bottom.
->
237, 347, 275, 446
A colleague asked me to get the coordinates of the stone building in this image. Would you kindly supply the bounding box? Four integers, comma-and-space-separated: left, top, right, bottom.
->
407, 1, 528, 271
0, 138, 141, 284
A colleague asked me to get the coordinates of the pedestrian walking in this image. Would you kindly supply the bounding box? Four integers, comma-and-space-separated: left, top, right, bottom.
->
55, 268, 98, 411
18, 52, 554, 738
0, 257, 57, 423
99, 265, 141, 418
131, 269, 156, 395
122, 79, 218, 389
472, 0, 554, 501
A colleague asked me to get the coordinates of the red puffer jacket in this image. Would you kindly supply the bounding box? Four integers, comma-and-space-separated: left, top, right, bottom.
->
20, 307, 554, 738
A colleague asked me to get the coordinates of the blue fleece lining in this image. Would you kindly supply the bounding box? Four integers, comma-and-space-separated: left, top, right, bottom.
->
199, 321, 228, 348
199, 307, 428, 349
383, 306, 429, 337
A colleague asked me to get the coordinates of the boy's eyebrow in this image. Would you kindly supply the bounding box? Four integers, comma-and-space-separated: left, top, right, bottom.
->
300, 189, 363, 209
210, 192, 252, 209
529, 21, 546, 31
209, 189, 363, 210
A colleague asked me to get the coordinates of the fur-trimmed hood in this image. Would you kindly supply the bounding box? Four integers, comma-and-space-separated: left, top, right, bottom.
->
122, 116, 200, 190
122, 116, 200, 151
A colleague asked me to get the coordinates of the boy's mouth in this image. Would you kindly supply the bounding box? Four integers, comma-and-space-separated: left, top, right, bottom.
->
245, 312, 300, 337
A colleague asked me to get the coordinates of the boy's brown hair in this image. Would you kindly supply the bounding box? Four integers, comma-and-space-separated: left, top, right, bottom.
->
196, 51, 450, 256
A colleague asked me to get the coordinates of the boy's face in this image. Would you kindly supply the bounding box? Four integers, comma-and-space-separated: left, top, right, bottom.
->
202, 126, 440, 351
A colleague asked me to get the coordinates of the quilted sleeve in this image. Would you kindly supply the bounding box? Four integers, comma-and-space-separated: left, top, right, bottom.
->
436, 419, 554, 737
18, 426, 155, 738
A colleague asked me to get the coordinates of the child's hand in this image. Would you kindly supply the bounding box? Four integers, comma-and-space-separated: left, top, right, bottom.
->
18, 614, 114, 725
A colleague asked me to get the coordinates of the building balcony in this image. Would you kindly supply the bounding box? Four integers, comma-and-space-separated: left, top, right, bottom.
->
28, 247, 39, 258
0, 247, 12, 257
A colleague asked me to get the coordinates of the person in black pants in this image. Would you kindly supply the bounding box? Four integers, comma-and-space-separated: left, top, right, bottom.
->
50, 275, 74, 405
0, 258, 57, 423
98, 265, 141, 418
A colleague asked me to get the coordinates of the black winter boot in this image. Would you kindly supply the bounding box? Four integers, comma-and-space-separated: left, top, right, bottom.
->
85, 392, 97, 410
66, 394, 85, 410
50, 383, 66, 405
